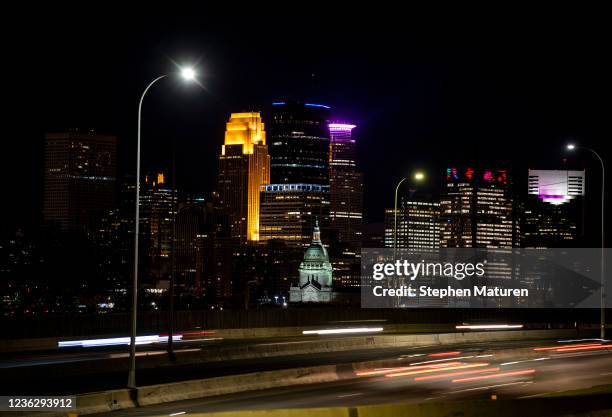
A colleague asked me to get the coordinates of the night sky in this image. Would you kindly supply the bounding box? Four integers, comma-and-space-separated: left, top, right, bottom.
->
4, 8, 611, 238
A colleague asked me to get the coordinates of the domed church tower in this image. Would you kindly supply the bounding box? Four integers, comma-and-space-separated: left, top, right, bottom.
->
289, 219, 335, 303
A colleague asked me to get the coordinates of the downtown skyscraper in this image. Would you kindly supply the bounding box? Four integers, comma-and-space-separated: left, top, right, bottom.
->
217, 112, 270, 243
440, 167, 515, 248
328, 123, 363, 252
259, 101, 331, 247
522, 169, 585, 247
384, 198, 440, 249
43, 129, 117, 235
328, 123, 363, 289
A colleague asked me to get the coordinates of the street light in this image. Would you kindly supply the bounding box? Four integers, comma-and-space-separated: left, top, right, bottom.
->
128, 66, 197, 389
566, 143, 606, 339
393, 171, 426, 249
181, 67, 196, 81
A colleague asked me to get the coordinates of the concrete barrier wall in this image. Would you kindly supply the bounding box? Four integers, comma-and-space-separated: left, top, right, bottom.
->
75, 389, 136, 415
139, 394, 612, 417
0, 329, 582, 383
4, 307, 592, 340
0, 336, 60, 353
138, 365, 341, 406
0, 323, 456, 353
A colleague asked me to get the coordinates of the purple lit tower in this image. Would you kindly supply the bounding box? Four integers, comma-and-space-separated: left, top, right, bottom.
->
522, 169, 586, 247
328, 123, 363, 288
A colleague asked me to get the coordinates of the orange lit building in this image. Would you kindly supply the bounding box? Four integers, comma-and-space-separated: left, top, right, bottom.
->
217, 112, 270, 242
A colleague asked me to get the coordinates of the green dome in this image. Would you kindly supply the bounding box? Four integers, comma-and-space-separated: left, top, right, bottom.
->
303, 242, 328, 261
298, 219, 333, 288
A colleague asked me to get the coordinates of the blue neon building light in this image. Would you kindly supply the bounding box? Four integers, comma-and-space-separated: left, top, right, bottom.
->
305, 103, 331, 109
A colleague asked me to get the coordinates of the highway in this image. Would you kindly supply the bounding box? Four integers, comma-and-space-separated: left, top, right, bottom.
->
90, 338, 612, 416
0, 331, 587, 394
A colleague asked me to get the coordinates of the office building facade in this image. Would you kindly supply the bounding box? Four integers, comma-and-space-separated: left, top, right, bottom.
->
43, 129, 117, 234
384, 198, 440, 249
328, 123, 363, 251
260, 101, 331, 247
522, 169, 585, 247
217, 112, 270, 242
440, 167, 515, 248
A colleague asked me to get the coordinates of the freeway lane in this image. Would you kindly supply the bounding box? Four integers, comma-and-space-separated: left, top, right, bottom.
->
91, 341, 612, 416
0, 335, 554, 395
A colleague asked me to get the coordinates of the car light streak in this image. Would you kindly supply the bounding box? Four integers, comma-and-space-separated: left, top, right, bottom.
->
558, 338, 609, 343
108, 348, 201, 359
428, 351, 461, 357
302, 327, 384, 335
534, 343, 602, 351
355, 362, 463, 376
385, 363, 490, 378
411, 356, 475, 365
452, 369, 535, 382
415, 367, 500, 381
450, 381, 532, 394
455, 324, 523, 330
501, 357, 548, 366
58, 334, 183, 348
555, 344, 612, 352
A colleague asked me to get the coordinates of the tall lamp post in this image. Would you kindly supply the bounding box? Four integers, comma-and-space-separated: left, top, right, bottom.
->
128, 67, 197, 389
393, 171, 425, 249
566, 143, 606, 339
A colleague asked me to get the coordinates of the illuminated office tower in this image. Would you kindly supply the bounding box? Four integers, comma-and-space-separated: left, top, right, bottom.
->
260, 101, 331, 247
440, 167, 515, 248
259, 183, 329, 246
43, 129, 117, 234
522, 169, 585, 247
527, 169, 585, 204
217, 112, 270, 242
384, 198, 440, 249
328, 123, 363, 251
138, 172, 177, 280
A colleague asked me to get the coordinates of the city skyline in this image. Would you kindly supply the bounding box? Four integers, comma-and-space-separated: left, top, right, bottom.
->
2, 10, 612, 415
4, 12, 610, 237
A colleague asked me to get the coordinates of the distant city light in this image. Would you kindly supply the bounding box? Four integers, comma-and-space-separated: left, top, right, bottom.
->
329, 123, 356, 131
414, 171, 425, 181
302, 327, 383, 335
566, 143, 576, 151
304, 103, 331, 109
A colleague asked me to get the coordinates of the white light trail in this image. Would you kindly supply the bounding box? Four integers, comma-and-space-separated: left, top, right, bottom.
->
455, 324, 524, 330
558, 338, 610, 343
302, 327, 383, 335
58, 334, 182, 348
501, 357, 549, 366
410, 356, 475, 365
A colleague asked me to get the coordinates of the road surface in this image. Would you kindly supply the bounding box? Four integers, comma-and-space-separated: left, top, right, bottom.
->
90, 338, 612, 416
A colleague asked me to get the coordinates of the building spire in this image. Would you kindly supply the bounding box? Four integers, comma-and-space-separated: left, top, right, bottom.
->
312, 218, 321, 243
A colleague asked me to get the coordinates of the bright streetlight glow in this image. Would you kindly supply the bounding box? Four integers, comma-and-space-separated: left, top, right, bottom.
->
180, 67, 196, 81
414, 171, 425, 181
566, 143, 576, 151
